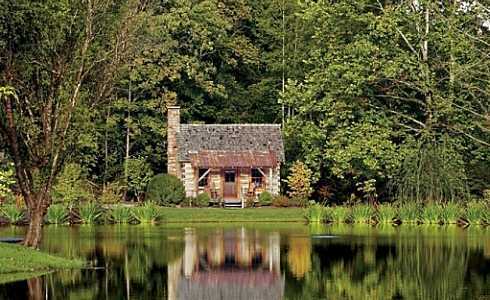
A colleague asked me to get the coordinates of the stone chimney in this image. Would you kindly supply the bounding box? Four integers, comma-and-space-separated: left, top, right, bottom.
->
167, 106, 181, 178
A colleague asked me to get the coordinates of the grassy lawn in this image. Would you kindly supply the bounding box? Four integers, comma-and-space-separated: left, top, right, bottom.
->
160, 207, 305, 223
0, 242, 84, 284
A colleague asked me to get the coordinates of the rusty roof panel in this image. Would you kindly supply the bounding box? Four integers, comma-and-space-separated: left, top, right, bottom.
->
190, 150, 278, 168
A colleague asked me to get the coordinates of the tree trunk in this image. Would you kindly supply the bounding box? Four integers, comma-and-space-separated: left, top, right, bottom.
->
22, 206, 46, 248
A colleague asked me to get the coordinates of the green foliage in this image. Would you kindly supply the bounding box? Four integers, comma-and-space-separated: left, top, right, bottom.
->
258, 191, 273, 206
52, 163, 92, 205
377, 204, 396, 224
351, 204, 374, 224
126, 158, 154, 201
0, 205, 24, 224
78, 202, 103, 224
131, 202, 162, 224
109, 206, 133, 224
0, 163, 15, 200
146, 174, 185, 206
45, 205, 69, 225
99, 182, 124, 204
286, 161, 313, 206
194, 193, 210, 208
282, 1, 489, 203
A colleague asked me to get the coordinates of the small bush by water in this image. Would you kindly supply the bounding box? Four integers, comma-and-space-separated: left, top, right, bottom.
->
146, 174, 185, 206
46, 204, 69, 225
131, 202, 162, 224
109, 205, 133, 223
78, 202, 103, 224
0, 205, 24, 224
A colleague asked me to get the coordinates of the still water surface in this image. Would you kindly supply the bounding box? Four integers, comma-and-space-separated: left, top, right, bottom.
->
0, 224, 489, 300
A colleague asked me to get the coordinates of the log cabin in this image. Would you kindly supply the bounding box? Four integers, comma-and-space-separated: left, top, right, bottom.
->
167, 106, 284, 207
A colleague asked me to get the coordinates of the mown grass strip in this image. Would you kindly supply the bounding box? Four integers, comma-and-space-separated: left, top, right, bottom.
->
0, 242, 84, 282
159, 207, 305, 223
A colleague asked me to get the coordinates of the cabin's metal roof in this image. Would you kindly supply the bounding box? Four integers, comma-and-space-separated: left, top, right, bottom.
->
177, 124, 284, 163
189, 150, 278, 168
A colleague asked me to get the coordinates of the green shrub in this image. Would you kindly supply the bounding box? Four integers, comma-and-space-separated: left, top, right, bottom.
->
131, 202, 162, 224
146, 174, 185, 206
195, 193, 210, 207
0, 205, 23, 224
377, 204, 396, 224
305, 204, 326, 223
109, 205, 133, 223
0, 163, 15, 201
126, 158, 154, 201
52, 163, 93, 205
99, 182, 124, 204
78, 202, 103, 224
45, 204, 69, 225
258, 191, 273, 206
245, 196, 255, 208
272, 195, 289, 207
286, 161, 313, 206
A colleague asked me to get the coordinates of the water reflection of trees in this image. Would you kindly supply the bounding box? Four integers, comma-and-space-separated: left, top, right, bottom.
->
0, 224, 488, 299
285, 225, 490, 300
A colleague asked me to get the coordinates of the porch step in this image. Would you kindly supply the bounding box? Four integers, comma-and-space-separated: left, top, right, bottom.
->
224, 201, 243, 208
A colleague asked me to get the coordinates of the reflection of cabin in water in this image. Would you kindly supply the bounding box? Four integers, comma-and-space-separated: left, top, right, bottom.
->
167, 106, 284, 207
167, 228, 283, 300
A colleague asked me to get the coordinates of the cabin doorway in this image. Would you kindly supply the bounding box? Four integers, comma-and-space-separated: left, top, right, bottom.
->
223, 169, 237, 199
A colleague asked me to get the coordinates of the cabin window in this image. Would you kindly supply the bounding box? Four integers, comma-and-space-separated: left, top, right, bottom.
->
224, 171, 235, 183
198, 168, 209, 187
251, 168, 264, 187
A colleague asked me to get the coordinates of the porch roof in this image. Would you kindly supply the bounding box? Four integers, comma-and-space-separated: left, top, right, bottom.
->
189, 150, 278, 168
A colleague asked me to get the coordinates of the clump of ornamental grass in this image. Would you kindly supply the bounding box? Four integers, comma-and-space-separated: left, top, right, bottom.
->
45, 204, 69, 225
464, 201, 487, 225
305, 203, 327, 223
438, 202, 463, 224
0, 205, 24, 224
377, 204, 397, 224
397, 202, 421, 224
331, 206, 350, 223
131, 202, 163, 224
420, 203, 441, 224
351, 204, 374, 224
109, 205, 133, 224
78, 202, 103, 224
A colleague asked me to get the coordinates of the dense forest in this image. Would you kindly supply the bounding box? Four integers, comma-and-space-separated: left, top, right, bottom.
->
0, 0, 489, 244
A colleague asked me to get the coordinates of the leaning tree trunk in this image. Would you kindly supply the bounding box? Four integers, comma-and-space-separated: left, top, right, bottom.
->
22, 196, 49, 248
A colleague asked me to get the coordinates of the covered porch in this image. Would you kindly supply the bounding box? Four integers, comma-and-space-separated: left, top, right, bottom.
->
183, 150, 280, 207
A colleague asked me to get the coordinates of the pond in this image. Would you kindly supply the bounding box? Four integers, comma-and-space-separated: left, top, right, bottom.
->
0, 224, 489, 300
